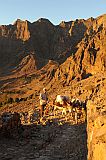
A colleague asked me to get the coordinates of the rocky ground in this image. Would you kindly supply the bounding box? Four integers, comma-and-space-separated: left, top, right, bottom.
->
0, 121, 87, 160
0, 72, 105, 160
0, 102, 87, 160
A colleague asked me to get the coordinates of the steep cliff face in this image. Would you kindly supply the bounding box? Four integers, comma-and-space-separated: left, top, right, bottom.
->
0, 19, 30, 40
0, 15, 106, 90
13, 19, 30, 41
0, 15, 106, 100
1, 15, 106, 76
87, 101, 106, 160
52, 15, 106, 84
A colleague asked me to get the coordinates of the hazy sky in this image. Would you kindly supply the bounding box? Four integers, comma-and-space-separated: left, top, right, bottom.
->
0, 0, 106, 25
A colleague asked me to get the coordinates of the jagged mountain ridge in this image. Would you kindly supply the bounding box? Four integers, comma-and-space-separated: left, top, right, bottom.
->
0, 14, 106, 77
0, 14, 106, 160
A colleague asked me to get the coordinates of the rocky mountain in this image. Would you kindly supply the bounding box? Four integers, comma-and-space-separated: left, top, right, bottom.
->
0, 14, 106, 160
0, 15, 106, 78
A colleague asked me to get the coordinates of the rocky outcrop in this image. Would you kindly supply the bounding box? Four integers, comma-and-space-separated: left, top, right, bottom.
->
13, 19, 30, 41
52, 16, 106, 84
87, 75, 106, 160
0, 19, 30, 41
12, 53, 37, 75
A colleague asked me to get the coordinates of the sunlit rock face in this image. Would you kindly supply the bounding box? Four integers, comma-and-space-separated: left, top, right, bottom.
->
0, 14, 106, 77
86, 73, 106, 160
13, 19, 30, 41
87, 99, 106, 160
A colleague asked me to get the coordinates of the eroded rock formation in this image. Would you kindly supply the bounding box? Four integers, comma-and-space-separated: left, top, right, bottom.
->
0, 14, 106, 160
0, 14, 106, 77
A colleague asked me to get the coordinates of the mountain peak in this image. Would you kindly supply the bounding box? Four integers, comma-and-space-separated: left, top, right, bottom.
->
13, 19, 30, 25
34, 18, 53, 26
13, 19, 30, 41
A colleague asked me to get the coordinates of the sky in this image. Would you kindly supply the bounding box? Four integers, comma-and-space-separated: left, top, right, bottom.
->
0, 0, 106, 25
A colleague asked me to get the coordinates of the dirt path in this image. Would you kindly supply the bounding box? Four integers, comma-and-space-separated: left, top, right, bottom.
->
0, 122, 87, 160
